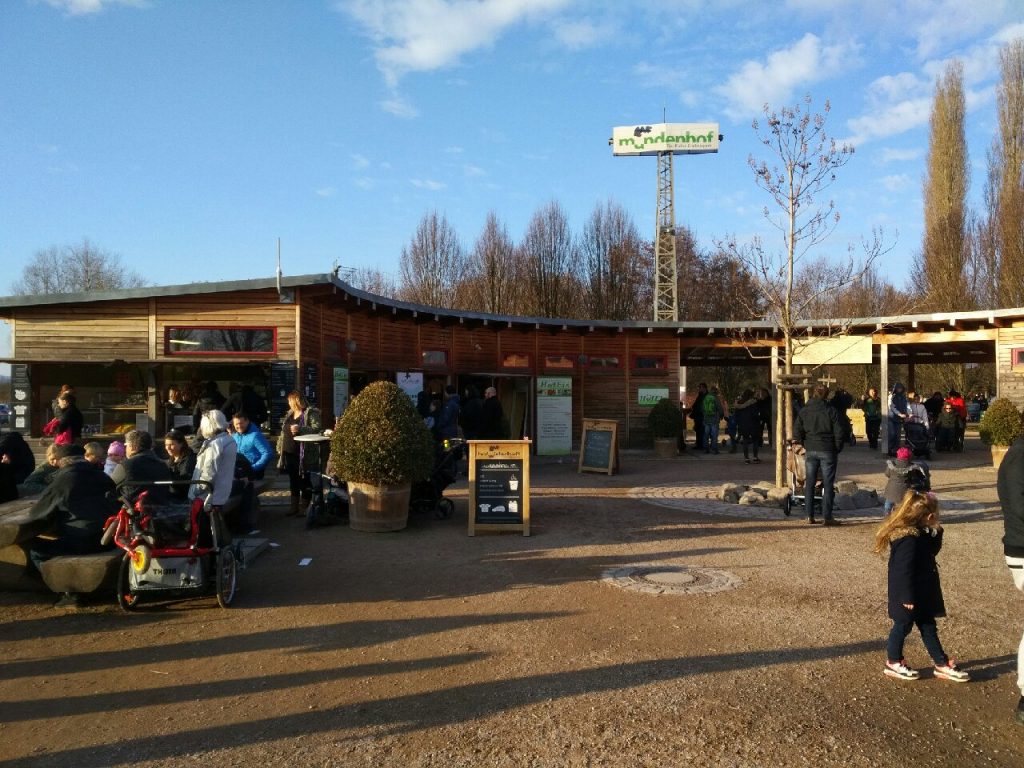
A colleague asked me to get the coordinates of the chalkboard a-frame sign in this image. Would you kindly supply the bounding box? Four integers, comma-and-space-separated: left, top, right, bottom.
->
578, 419, 619, 475
468, 440, 531, 536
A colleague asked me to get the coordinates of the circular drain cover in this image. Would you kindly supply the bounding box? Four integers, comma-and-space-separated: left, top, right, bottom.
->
601, 564, 741, 595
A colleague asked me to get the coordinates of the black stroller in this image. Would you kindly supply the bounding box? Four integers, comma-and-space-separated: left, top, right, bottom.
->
410, 438, 462, 519
902, 420, 932, 459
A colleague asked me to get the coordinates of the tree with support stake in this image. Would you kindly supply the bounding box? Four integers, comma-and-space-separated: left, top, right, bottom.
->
721, 95, 893, 487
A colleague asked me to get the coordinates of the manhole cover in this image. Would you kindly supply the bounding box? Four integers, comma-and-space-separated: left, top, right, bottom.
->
601, 564, 741, 595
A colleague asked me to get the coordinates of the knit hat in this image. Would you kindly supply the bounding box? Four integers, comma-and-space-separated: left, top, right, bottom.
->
896, 447, 912, 460
107, 441, 126, 458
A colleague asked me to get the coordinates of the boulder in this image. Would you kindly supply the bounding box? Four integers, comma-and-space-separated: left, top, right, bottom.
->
765, 487, 792, 507
835, 494, 858, 511
738, 491, 762, 505
836, 480, 859, 496
853, 489, 880, 508
719, 483, 745, 503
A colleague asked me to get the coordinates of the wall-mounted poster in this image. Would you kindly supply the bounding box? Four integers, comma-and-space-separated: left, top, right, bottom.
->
536, 375, 572, 456
333, 367, 349, 420
396, 371, 423, 405
637, 386, 670, 407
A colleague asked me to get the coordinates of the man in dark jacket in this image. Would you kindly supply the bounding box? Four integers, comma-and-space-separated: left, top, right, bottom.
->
27, 455, 119, 570
996, 432, 1024, 724
794, 386, 845, 526
0, 431, 36, 502
690, 383, 708, 449
118, 429, 174, 507
479, 386, 507, 440
435, 385, 461, 442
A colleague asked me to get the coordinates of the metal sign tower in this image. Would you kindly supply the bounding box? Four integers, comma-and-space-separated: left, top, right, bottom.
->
611, 123, 721, 321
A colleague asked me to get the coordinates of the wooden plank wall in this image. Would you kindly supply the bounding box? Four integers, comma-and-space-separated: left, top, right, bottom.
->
154, 289, 296, 361
12, 300, 150, 361
997, 327, 1024, 403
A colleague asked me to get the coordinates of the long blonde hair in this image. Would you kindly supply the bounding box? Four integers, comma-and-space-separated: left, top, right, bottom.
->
872, 490, 938, 553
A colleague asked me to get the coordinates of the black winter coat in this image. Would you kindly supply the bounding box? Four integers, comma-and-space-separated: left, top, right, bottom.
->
794, 397, 844, 454
27, 460, 119, 547
887, 526, 946, 621
998, 437, 1024, 557
120, 450, 175, 507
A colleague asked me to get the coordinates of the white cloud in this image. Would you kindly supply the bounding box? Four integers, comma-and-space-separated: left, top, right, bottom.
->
378, 95, 418, 119
880, 174, 912, 192
879, 147, 922, 163
552, 19, 612, 51
410, 178, 446, 190
353, 177, 374, 190
315, 186, 337, 197
463, 164, 485, 177
42, 0, 145, 14
339, 0, 572, 86
351, 153, 370, 169
716, 33, 860, 119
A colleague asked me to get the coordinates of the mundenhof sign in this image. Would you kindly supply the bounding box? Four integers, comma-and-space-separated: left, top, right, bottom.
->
612, 123, 720, 156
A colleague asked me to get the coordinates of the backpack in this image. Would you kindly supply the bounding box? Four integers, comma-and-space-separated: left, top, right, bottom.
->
702, 394, 719, 420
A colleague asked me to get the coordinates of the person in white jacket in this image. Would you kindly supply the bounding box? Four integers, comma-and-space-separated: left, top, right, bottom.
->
190, 410, 237, 511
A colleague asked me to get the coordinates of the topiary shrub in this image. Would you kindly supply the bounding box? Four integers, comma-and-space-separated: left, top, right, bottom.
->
647, 398, 684, 439
330, 381, 434, 486
979, 397, 1023, 447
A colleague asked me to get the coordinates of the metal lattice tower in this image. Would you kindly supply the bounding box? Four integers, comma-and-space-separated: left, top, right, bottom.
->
654, 151, 678, 321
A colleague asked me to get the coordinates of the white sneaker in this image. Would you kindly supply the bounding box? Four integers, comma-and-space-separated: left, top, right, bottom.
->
884, 660, 920, 680
934, 660, 970, 683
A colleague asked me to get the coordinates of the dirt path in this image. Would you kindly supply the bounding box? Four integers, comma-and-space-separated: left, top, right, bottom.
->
1, 442, 1021, 767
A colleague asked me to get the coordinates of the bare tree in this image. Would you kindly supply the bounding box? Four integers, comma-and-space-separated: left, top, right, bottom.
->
918, 60, 971, 311
347, 266, 398, 298
11, 239, 146, 295
398, 211, 466, 308
462, 211, 520, 314
579, 200, 652, 320
994, 40, 1024, 307
722, 95, 888, 485
519, 201, 579, 318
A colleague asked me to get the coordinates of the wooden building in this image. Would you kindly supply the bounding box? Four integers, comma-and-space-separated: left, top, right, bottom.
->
2, 273, 1024, 450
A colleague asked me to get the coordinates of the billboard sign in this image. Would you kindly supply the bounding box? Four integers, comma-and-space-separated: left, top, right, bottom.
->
612, 123, 720, 156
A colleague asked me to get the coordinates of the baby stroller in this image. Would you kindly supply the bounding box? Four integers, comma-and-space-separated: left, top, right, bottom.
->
783, 441, 823, 517
902, 420, 932, 459
410, 438, 462, 519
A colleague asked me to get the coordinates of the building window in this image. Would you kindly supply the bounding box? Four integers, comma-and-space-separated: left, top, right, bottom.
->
324, 336, 344, 361
587, 355, 621, 370
422, 349, 448, 368
632, 355, 667, 371
502, 352, 531, 369
544, 354, 575, 370
165, 327, 276, 355
1012, 348, 1024, 369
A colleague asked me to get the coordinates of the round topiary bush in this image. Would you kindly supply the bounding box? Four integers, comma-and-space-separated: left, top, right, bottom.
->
979, 397, 1023, 447
330, 381, 434, 486
647, 398, 684, 439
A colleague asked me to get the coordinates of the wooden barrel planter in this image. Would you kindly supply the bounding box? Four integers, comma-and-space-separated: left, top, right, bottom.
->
348, 482, 412, 532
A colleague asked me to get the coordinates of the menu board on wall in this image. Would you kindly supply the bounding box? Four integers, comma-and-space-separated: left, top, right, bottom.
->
270, 362, 297, 433
303, 362, 319, 404
536, 376, 572, 456
11, 364, 30, 433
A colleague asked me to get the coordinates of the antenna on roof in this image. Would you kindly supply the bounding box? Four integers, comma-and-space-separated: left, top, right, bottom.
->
276, 238, 282, 296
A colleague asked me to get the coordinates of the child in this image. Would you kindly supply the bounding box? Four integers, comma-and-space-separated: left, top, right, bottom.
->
83, 442, 106, 468
873, 490, 969, 682
883, 446, 930, 514
104, 441, 126, 477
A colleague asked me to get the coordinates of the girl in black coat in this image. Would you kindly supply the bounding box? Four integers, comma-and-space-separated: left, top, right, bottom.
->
873, 491, 969, 682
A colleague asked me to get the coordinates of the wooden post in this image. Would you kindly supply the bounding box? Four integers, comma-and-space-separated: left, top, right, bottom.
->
880, 342, 889, 455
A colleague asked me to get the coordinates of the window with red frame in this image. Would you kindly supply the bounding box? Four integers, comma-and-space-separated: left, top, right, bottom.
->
632, 354, 667, 371
165, 327, 276, 355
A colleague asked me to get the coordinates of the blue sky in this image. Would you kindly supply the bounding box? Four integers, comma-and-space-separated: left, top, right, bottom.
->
1, 0, 1022, 316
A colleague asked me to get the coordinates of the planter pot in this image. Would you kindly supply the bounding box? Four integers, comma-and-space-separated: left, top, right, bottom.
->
348, 482, 412, 532
992, 445, 1011, 470
653, 437, 677, 459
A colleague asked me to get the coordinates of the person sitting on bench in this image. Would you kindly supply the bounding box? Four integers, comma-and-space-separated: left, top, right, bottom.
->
25, 450, 119, 572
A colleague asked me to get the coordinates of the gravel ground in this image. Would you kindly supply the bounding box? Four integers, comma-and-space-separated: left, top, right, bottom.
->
0, 439, 1021, 767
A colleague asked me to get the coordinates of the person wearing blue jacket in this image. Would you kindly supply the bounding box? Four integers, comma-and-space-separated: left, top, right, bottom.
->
230, 411, 274, 532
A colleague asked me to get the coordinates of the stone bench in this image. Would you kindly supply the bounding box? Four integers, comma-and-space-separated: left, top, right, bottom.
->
38, 550, 121, 596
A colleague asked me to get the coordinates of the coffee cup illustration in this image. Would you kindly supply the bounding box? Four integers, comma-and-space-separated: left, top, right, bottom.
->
508, 475, 519, 491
